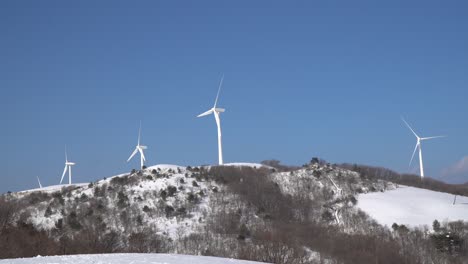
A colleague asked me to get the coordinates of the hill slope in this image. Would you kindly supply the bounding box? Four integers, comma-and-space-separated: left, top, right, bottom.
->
357, 185, 468, 228
2, 161, 468, 263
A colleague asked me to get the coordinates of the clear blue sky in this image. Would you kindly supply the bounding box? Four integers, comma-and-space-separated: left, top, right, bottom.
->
1, 1, 467, 193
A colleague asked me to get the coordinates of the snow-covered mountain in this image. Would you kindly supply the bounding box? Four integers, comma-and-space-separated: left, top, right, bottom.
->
11, 164, 215, 237
2, 161, 468, 263
7, 163, 391, 237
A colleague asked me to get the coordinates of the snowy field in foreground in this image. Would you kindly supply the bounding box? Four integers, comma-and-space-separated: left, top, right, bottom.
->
0, 253, 268, 264
357, 186, 468, 228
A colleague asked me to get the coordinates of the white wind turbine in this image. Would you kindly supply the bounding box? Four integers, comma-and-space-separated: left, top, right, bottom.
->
127, 122, 147, 169
60, 149, 75, 185
36, 176, 43, 189
197, 75, 226, 165
402, 118, 445, 178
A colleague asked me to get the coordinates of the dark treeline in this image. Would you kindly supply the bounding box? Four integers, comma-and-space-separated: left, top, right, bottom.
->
260, 159, 301, 172
339, 163, 468, 197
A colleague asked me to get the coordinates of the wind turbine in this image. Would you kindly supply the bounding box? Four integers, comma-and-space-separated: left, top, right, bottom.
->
127, 122, 147, 169
197, 75, 226, 165
402, 118, 445, 178
60, 149, 75, 185
37, 176, 43, 189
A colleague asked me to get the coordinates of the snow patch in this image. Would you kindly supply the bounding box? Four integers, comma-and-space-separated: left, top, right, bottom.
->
18, 183, 88, 194
223, 162, 272, 169
0, 253, 269, 264
357, 186, 468, 228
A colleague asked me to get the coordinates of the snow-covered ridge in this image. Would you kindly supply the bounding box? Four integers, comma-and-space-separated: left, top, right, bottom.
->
18, 183, 88, 194
357, 185, 468, 228
0, 253, 269, 264
223, 162, 272, 169
10, 164, 219, 238
5, 162, 468, 263
17, 163, 269, 194
146, 164, 187, 172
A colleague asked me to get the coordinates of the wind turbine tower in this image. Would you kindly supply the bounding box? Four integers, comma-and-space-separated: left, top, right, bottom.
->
197, 75, 226, 165
402, 118, 445, 178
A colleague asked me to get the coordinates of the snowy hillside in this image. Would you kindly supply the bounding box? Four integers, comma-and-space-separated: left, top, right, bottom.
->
269, 163, 396, 226
8, 162, 394, 237
3, 161, 468, 263
357, 185, 468, 228
10, 164, 216, 237
0, 253, 268, 264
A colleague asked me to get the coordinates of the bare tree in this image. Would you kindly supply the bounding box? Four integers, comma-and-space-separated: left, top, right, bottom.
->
0, 197, 17, 235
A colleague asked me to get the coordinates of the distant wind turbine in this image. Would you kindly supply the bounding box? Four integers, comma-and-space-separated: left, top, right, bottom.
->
37, 176, 43, 189
327, 175, 343, 195
60, 149, 75, 185
197, 75, 226, 165
127, 122, 147, 169
402, 117, 446, 178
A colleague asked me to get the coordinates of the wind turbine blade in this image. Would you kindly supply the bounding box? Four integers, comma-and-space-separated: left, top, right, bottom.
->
197, 109, 214, 117
138, 148, 146, 162
409, 142, 419, 167
65, 147, 68, 163
213, 74, 224, 108
127, 148, 138, 162
60, 165, 68, 184
37, 176, 42, 189
420, 135, 446, 140
138, 121, 142, 145
401, 117, 419, 138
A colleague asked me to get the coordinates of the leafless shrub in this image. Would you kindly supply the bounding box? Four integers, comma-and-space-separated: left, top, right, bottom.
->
0, 197, 17, 235
260, 159, 300, 172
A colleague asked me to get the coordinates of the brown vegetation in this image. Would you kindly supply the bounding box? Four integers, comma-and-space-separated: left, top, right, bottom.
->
340, 163, 468, 196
